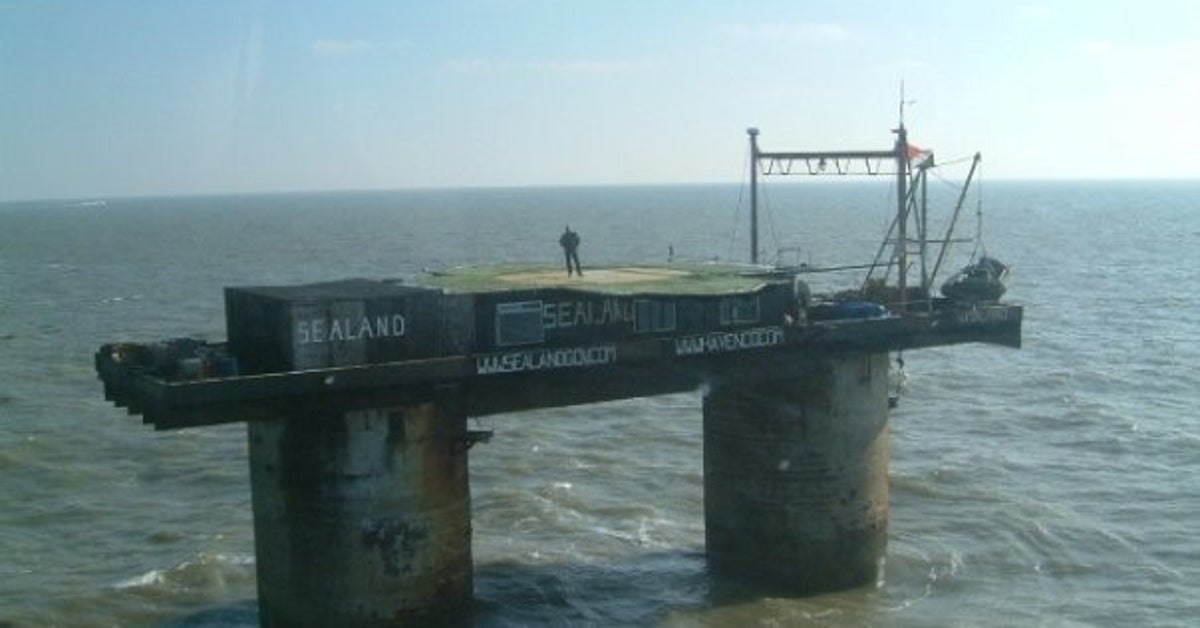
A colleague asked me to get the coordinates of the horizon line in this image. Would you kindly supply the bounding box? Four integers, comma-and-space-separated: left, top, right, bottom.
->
4, 177, 1200, 205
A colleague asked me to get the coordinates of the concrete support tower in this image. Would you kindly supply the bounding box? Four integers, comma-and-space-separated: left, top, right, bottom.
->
703, 353, 891, 592
247, 394, 473, 626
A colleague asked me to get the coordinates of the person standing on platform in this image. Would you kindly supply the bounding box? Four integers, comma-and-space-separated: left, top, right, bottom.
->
559, 226, 583, 277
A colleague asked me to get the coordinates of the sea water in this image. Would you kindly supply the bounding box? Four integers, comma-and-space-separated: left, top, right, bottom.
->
1, 181, 1198, 626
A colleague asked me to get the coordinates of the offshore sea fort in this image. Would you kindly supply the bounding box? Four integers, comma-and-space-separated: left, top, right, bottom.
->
90, 125, 1026, 626
95, 260, 1020, 625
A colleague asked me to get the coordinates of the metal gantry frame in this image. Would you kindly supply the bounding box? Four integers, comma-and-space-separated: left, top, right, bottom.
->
746, 124, 980, 311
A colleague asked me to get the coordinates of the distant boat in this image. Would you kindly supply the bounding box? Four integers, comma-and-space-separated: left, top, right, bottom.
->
940, 256, 1008, 303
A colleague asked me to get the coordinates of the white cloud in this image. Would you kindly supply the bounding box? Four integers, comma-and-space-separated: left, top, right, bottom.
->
444, 58, 507, 74
311, 39, 376, 56
719, 22, 849, 44
531, 60, 651, 75
444, 58, 650, 75
1073, 39, 1196, 62
1016, 4, 1052, 21
1074, 40, 1118, 59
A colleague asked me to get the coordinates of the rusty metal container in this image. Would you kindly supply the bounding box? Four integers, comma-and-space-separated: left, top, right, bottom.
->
225, 279, 442, 374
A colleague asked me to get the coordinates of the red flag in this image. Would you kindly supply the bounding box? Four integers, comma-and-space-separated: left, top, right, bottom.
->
907, 143, 933, 165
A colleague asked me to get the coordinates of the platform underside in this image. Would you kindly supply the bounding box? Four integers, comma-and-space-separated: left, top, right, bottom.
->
97, 302, 1022, 430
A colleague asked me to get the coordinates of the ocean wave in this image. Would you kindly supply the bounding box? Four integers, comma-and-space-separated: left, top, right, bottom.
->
113, 552, 254, 594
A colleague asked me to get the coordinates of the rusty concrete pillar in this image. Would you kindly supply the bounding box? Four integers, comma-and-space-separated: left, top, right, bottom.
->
703, 353, 890, 594
247, 393, 472, 626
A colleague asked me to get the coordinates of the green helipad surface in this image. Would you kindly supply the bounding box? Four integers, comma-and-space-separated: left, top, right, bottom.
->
419, 264, 779, 295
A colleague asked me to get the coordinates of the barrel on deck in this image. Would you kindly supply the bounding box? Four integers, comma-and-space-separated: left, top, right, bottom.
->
703, 353, 890, 592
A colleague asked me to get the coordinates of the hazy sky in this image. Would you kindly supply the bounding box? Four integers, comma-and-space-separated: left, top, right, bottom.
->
2, 1, 1197, 201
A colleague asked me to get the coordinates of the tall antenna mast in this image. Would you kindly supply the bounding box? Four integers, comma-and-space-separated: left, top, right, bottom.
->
893, 81, 918, 308
898, 80, 915, 128
747, 127, 761, 265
